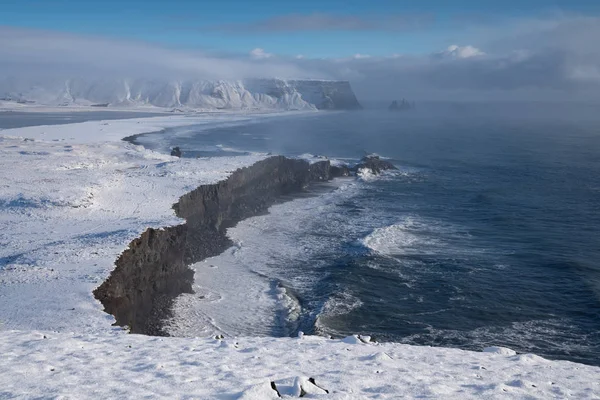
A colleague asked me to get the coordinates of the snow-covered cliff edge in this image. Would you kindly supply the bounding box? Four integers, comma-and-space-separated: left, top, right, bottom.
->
0, 78, 362, 111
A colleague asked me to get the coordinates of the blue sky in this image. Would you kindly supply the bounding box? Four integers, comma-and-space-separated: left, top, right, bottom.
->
2, 0, 600, 101
2, 0, 599, 57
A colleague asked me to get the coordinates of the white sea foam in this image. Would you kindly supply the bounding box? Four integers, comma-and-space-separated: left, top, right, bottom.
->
168, 179, 365, 338
314, 291, 365, 338
297, 152, 350, 166
361, 216, 475, 258
321, 290, 364, 318
357, 167, 378, 181
166, 250, 282, 338
362, 216, 442, 256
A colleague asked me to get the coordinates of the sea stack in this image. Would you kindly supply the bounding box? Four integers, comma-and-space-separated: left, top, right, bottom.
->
389, 99, 415, 111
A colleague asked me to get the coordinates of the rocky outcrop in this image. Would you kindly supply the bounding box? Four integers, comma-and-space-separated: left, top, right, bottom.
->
93, 225, 191, 335
389, 99, 414, 111
170, 147, 182, 158
352, 155, 398, 174
330, 164, 351, 178
94, 155, 393, 335
308, 161, 332, 181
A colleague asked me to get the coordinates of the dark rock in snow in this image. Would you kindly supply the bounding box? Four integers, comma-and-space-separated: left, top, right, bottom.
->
95, 156, 341, 335
170, 147, 182, 157
94, 154, 396, 335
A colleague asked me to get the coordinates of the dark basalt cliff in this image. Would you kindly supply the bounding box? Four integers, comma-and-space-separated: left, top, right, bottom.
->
94, 156, 394, 335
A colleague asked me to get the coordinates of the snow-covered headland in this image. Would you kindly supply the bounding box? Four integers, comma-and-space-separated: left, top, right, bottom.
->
0, 111, 598, 399
0, 78, 362, 111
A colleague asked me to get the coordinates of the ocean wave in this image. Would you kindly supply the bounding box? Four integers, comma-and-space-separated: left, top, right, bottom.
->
274, 283, 303, 334
360, 215, 476, 258
214, 143, 269, 156
314, 290, 364, 336
397, 318, 599, 364
296, 152, 354, 168
357, 166, 421, 183
321, 290, 364, 317
361, 216, 442, 256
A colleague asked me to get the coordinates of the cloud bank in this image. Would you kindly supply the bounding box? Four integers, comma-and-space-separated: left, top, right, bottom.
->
2, 15, 600, 101
0, 26, 315, 80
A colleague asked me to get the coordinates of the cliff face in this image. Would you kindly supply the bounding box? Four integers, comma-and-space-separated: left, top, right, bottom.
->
94, 225, 192, 335
289, 80, 362, 110
93, 156, 393, 335
94, 157, 323, 335
0, 78, 362, 110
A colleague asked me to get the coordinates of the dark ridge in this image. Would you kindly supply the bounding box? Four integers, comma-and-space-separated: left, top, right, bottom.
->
93, 155, 395, 335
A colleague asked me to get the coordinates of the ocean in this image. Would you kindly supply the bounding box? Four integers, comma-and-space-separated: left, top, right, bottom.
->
0, 111, 162, 130
124, 103, 600, 366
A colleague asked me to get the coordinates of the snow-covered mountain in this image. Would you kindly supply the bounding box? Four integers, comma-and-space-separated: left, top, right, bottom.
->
0, 78, 362, 111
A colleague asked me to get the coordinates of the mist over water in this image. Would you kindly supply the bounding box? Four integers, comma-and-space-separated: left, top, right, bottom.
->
139, 102, 600, 366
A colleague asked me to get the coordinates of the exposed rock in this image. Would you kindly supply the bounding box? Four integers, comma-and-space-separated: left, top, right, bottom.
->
308, 160, 331, 181
94, 155, 394, 335
352, 155, 397, 174
389, 98, 414, 111
93, 225, 191, 335
170, 147, 182, 157
270, 381, 282, 398
96, 156, 325, 335
330, 164, 351, 178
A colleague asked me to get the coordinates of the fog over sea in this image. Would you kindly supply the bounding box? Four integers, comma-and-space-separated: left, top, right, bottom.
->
123, 103, 599, 366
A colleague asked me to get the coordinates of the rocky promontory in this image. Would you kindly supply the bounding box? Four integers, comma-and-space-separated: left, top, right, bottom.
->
94, 155, 395, 335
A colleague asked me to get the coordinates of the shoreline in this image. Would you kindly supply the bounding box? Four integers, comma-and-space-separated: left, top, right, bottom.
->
0, 112, 278, 334
93, 155, 361, 335
1, 113, 599, 398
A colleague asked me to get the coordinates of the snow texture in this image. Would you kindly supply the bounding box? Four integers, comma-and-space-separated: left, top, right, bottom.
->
0, 112, 598, 399
0, 331, 598, 399
0, 78, 361, 111
0, 114, 268, 333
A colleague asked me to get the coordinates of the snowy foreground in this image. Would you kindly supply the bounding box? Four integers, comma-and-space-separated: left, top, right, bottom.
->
0, 112, 599, 399
2, 331, 599, 399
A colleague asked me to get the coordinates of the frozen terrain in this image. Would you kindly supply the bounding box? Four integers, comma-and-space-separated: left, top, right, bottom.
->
0, 78, 362, 111
0, 112, 598, 399
2, 330, 599, 399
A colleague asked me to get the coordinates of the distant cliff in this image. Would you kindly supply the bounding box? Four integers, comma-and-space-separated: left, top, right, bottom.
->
0, 78, 362, 111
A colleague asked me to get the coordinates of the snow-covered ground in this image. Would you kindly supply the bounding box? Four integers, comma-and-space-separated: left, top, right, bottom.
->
0, 111, 598, 399
2, 330, 599, 399
0, 113, 278, 333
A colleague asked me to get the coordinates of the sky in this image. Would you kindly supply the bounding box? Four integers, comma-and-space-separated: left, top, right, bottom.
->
2, 0, 600, 101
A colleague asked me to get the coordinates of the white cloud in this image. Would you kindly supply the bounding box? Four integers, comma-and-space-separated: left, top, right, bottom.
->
0, 27, 313, 80
249, 48, 273, 59
569, 65, 600, 83
2, 15, 600, 101
439, 45, 486, 59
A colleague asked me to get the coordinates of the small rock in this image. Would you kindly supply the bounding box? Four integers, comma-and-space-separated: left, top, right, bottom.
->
352, 155, 397, 174
170, 147, 182, 158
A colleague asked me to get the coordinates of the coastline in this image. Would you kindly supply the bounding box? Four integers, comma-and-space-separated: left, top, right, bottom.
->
0, 111, 599, 398
94, 156, 349, 335
0, 112, 273, 333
